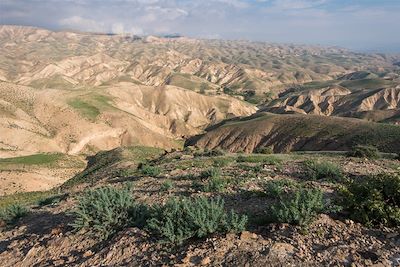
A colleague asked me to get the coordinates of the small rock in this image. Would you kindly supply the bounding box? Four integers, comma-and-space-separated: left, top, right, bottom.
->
201, 257, 211, 265
83, 250, 94, 257
240, 231, 257, 241
53, 259, 65, 266
269, 242, 295, 258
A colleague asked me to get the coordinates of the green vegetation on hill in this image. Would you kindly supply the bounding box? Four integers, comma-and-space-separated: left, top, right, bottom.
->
0, 153, 63, 166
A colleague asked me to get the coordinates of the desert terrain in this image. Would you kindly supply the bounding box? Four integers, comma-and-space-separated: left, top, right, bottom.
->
0, 25, 399, 266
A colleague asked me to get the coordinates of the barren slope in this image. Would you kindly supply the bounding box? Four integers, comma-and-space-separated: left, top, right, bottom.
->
0, 81, 255, 157
186, 112, 400, 153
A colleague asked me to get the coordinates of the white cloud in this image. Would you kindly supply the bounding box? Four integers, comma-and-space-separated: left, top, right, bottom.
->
270, 0, 328, 10
111, 23, 125, 34
59, 16, 105, 32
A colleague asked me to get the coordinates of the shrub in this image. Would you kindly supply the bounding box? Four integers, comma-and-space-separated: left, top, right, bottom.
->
303, 160, 344, 182
238, 163, 263, 172
237, 155, 281, 165
161, 180, 174, 192
263, 179, 299, 198
139, 164, 161, 177
213, 157, 234, 167
202, 176, 227, 192
269, 188, 324, 226
37, 194, 66, 206
200, 168, 220, 179
338, 173, 400, 227
146, 197, 247, 244
71, 185, 148, 240
195, 148, 225, 157
347, 145, 380, 159
0, 204, 28, 226
254, 147, 273, 154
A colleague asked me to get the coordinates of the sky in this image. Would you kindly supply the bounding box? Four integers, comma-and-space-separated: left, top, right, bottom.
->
1, 0, 400, 52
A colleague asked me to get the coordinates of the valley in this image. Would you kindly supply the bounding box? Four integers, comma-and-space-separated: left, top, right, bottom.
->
0, 25, 399, 267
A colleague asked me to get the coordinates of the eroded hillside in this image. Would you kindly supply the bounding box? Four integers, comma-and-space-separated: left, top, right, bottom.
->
186, 112, 400, 153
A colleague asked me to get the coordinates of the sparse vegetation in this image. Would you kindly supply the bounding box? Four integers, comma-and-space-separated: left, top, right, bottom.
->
263, 179, 300, 198
254, 147, 274, 154
0, 204, 28, 226
139, 164, 161, 177
303, 160, 344, 182
269, 188, 324, 226
339, 173, 400, 227
347, 145, 380, 159
71, 185, 147, 240
194, 148, 225, 157
147, 197, 247, 244
161, 180, 174, 192
0, 153, 63, 167
200, 168, 221, 179
236, 155, 281, 165
202, 175, 227, 192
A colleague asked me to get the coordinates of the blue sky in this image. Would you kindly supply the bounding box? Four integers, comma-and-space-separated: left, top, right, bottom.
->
1, 0, 399, 52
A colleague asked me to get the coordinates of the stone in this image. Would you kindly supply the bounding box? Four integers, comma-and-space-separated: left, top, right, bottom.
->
201, 257, 211, 265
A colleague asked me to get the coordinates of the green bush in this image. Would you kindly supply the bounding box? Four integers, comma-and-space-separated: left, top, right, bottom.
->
347, 145, 380, 159
303, 160, 344, 182
213, 157, 234, 167
0, 204, 28, 226
161, 180, 174, 192
263, 179, 299, 198
71, 185, 148, 240
37, 194, 66, 206
202, 176, 227, 192
269, 188, 324, 226
147, 197, 247, 244
338, 173, 400, 227
200, 168, 221, 179
254, 147, 273, 154
194, 148, 225, 157
140, 164, 161, 177
237, 155, 281, 165
238, 163, 263, 172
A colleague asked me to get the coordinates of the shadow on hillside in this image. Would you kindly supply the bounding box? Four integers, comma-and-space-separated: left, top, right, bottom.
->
0, 210, 72, 254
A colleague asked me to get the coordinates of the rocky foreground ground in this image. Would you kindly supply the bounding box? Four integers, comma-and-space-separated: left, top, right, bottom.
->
0, 148, 399, 266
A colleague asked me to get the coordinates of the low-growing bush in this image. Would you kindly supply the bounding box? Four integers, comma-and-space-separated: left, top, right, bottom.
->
338, 173, 400, 227
269, 188, 324, 226
347, 145, 380, 159
263, 179, 299, 198
147, 197, 247, 244
71, 185, 148, 240
213, 157, 234, 167
194, 148, 225, 158
303, 160, 344, 182
238, 163, 263, 172
0, 204, 28, 226
139, 164, 161, 177
200, 168, 220, 179
237, 155, 281, 165
160, 180, 174, 192
254, 147, 273, 154
37, 194, 66, 206
202, 176, 227, 192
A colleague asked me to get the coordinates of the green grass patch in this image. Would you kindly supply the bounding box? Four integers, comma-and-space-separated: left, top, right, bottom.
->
0, 190, 58, 209
302, 160, 345, 182
0, 204, 28, 226
68, 98, 100, 121
236, 155, 282, 165
0, 153, 63, 167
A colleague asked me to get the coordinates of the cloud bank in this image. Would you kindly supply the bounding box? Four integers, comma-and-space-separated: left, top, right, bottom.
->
1, 0, 399, 52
